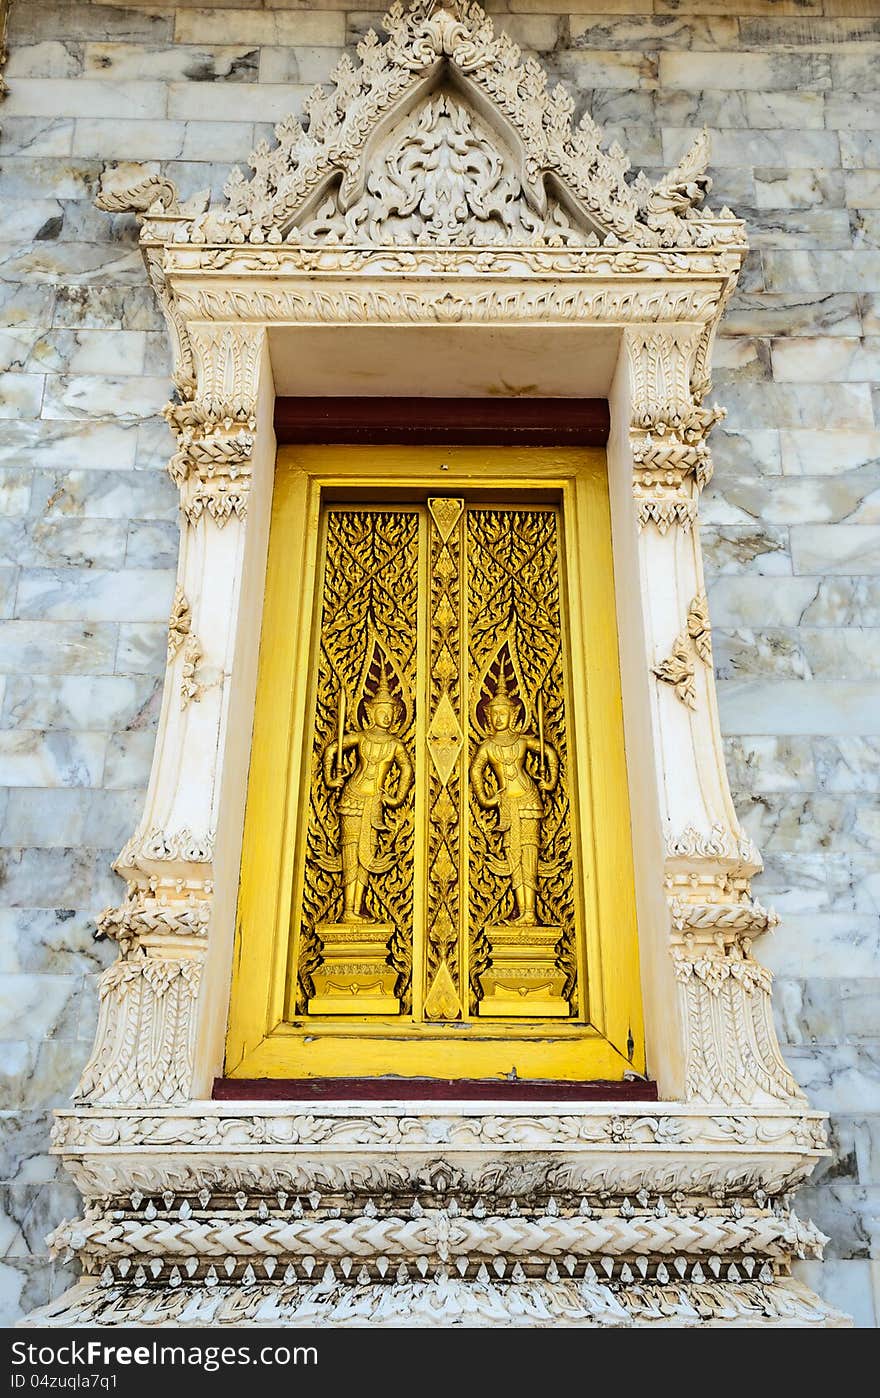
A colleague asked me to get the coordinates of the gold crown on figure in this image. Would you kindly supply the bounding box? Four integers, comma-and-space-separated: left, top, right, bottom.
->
368, 662, 396, 706
488, 669, 516, 707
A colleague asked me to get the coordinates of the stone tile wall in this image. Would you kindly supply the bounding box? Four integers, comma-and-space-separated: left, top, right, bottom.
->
0, 0, 878, 1327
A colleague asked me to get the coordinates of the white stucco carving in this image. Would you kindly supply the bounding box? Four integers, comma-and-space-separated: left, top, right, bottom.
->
299, 92, 593, 248
24, 0, 845, 1329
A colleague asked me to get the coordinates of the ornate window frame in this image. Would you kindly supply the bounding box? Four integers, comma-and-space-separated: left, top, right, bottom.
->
28, 1, 847, 1327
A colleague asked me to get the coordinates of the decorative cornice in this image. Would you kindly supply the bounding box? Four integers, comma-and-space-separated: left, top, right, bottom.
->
41, 1095, 832, 1324
48, 1199, 825, 1285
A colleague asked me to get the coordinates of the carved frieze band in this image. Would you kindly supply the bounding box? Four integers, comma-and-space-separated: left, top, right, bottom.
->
95, 888, 211, 954
50, 1197, 825, 1287
26, 1276, 847, 1329
668, 897, 779, 945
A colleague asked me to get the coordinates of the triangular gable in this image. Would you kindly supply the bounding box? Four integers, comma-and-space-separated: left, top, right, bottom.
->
169, 0, 743, 251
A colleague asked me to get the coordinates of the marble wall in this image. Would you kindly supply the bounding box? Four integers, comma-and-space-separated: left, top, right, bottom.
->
0, 0, 878, 1327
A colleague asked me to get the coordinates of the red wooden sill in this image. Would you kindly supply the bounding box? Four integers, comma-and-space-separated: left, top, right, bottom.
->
213, 1077, 657, 1102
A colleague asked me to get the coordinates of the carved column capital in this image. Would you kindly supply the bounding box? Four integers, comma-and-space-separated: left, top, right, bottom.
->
165, 324, 266, 527
624, 326, 725, 534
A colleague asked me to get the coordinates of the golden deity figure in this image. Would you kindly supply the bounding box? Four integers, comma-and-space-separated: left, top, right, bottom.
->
470, 673, 559, 925
323, 669, 413, 924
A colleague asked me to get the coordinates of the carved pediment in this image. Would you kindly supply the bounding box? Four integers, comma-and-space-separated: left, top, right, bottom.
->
298, 92, 597, 248
99, 0, 744, 252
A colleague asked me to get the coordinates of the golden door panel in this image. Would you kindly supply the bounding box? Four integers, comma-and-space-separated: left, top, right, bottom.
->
226, 446, 643, 1081
296, 506, 420, 1017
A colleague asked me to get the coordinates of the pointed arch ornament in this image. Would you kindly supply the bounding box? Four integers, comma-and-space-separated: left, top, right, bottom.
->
26, 1, 847, 1328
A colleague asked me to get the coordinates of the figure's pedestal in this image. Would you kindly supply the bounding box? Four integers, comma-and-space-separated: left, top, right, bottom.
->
477, 924, 569, 1017
308, 923, 400, 1015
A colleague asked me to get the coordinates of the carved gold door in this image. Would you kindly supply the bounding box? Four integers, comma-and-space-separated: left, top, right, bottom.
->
296, 496, 581, 1025
228, 446, 643, 1082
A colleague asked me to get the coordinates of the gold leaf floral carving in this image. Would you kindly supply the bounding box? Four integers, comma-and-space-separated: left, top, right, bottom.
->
425, 499, 464, 1017
297, 508, 418, 1013
466, 506, 578, 1014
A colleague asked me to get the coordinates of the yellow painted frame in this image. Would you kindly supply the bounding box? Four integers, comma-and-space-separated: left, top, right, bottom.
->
225, 445, 644, 1081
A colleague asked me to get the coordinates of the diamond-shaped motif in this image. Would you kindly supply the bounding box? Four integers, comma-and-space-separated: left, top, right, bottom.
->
429, 497, 464, 542
431, 905, 456, 947
433, 790, 456, 826
435, 550, 455, 579
435, 593, 456, 634
427, 691, 463, 786
432, 842, 456, 888
433, 645, 457, 688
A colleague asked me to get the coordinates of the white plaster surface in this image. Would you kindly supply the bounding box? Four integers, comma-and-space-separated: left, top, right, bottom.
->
0, 0, 878, 1328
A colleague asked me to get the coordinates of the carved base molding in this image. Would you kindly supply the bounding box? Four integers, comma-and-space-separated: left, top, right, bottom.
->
25, 1103, 847, 1329
26, 1277, 846, 1329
